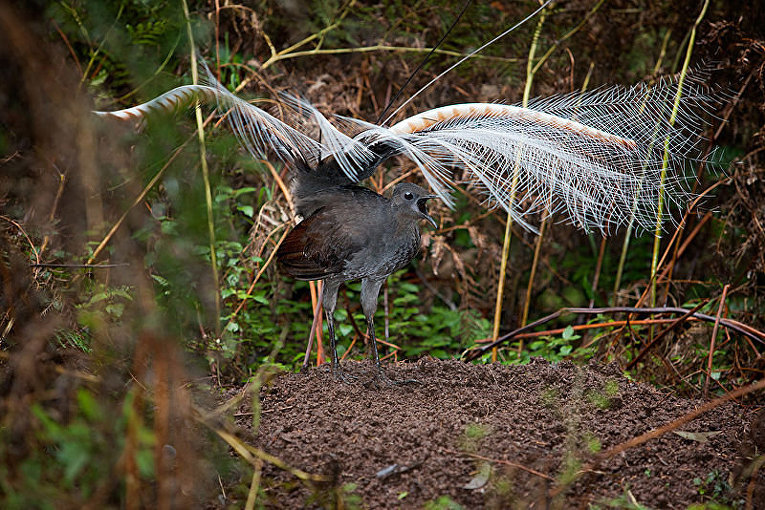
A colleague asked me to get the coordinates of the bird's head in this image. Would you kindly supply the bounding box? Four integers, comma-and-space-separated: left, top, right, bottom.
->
391, 183, 438, 229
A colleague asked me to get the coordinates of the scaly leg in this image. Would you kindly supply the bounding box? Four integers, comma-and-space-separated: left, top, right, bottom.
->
322, 280, 355, 383
360, 278, 384, 364
367, 316, 381, 367
360, 278, 419, 386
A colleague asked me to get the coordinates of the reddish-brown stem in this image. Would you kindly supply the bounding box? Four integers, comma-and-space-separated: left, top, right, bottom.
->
704, 284, 730, 397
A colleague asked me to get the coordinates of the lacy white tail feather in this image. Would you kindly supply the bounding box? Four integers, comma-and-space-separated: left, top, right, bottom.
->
93, 69, 719, 234
93, 85, 218, 121
340, 72, 719, 233
94, 80, 334, 171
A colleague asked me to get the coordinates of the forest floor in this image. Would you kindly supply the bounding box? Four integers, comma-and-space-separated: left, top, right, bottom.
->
229, 359, 763, 508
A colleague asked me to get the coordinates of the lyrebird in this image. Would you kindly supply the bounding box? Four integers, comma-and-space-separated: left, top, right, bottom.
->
95, 55, 718, 382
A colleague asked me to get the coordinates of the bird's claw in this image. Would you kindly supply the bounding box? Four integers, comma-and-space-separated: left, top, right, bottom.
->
331, 366, 358, 384
364, 367, 421, 387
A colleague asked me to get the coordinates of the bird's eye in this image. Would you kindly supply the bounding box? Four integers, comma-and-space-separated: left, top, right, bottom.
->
404, 192, 414, 200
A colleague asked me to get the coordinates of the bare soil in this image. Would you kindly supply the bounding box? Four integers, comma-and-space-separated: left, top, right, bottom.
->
235, 358, 763, 508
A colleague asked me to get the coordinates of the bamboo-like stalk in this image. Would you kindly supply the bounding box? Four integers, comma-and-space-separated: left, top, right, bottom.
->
704, 284, 729, 398
649, 0, 709, 312
498, 1, 606, 352
182, 0, 221, 334
659, 74, 748, 305
589, 237, 607, 308
612, 27, 673, 305
528, 0, 607, 76
517, 14, 548, 331
523, 60, 597, 327
612, 225, 633, 305
78, 3, 126, 87
521, 212, 547, 328
491, 5, 548, 362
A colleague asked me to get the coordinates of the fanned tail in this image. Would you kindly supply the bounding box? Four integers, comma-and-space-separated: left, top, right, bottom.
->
340, 70, 721, 234
93, 66, 721, 234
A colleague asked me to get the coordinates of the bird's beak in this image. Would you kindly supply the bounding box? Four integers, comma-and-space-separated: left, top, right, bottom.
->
417, 196, 438, 229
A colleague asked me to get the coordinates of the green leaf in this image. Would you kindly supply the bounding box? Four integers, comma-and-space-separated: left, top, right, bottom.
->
76, 389, 103, 422
561, 325, 579, 340
58, 442, 90, 485
253, 292, 269, 305
237, 205, 254, 217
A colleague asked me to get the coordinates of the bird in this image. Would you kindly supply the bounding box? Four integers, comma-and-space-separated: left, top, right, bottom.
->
94, 64, 720, 381
276, 179, 436, 382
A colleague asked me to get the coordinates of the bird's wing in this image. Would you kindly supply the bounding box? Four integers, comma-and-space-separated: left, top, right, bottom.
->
340, 71, 722, 234
276, 193, 382, 280
277, 212, 341, 280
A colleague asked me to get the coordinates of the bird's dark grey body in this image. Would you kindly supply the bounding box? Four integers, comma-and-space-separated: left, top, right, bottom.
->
279, 186, 423, 282
277, 160, 436, 382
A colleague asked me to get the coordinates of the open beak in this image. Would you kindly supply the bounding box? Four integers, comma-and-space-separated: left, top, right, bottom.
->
417, 195, 438, 229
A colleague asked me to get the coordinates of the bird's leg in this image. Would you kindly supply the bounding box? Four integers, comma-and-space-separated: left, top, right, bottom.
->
321, 280, 355, 383
366, 315, 381, 367
360, 278, 384, 364
360, 279, 419, 386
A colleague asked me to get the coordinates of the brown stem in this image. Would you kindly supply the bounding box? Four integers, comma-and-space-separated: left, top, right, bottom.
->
704, 284, 730, 397
467, 306, 765, 361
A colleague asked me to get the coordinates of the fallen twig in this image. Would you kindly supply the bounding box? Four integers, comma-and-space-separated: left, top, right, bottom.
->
549, 378, 765, 498
472, 317, 707, 345
443, 448, 553, 481
625, 300, 709, 370
465, 306, 765, 361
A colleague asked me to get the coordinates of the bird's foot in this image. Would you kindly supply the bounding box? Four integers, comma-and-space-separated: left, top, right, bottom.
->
331, 365, 358, 384
364, 366, 420, 388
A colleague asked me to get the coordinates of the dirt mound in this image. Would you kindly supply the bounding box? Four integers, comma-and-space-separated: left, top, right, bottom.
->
240, 359, 761, 508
